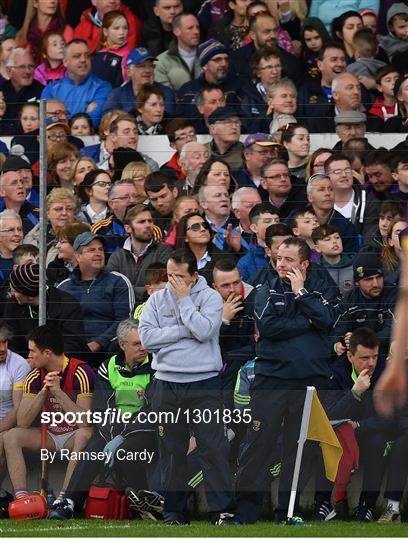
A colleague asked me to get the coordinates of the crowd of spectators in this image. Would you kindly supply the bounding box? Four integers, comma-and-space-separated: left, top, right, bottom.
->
0, 0, 408, 527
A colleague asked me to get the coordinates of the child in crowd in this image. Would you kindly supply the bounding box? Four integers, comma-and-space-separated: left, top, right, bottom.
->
380, 3, 408, 61
69, 113, 94, 137
300, 17, 331, 79
369, 66, 401, 120
391, 154, 408, 201
312, 223, 354, 295
34, 31, 67, 86
363, 200, 406, 254
289, 207, 319, 252
360, 9, 378, 35
92, 10, 131, 88
18, 103, 40, 134
237, 202, 280, 282
133, 262, 168, 320
12, 244, 39, 268
346, 28, 387, 89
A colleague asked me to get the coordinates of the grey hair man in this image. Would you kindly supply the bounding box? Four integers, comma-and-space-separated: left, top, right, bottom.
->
231, 187, 262, 237
2, 48, 43, 132
179, 142, 210, 195
0, 210, 24, 263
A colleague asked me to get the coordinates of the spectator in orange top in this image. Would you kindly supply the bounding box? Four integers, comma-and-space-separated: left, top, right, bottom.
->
74, 0, 142, 55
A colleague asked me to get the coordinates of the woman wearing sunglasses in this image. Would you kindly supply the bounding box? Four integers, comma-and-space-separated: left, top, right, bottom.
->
175, 212, 227, 285
76, 169, 112, 226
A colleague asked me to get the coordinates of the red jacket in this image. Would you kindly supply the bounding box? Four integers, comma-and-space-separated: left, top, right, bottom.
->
74, 5, 141, 54
163, 152, 185, 181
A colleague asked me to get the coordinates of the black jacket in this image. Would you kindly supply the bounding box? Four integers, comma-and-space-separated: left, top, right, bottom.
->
386, 115, 408, 133
219, 288, 256, 363
1, 79, 44, 135
106, 241, 173, 303
239, 80, 268, 132
198, 243, 237, 286
331, 285, 397, 361
254, 268, 342, 379
306, 103, 383, 133
248, 261, 341, 298
3, 286, 89, 360
230, 41, 305, 88
261, 181, 308, 220
320, 355, 391, 435
140, 17, 173, 56
18, 201, 39, 236
176, 73, 242, 121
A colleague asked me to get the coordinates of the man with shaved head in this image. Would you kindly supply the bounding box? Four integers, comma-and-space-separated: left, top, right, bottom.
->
306, 72, 383, 132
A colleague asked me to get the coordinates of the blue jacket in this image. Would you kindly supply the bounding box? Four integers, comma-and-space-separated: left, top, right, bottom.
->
80, 143, 100, 163
41, 73, 112, 128
237, 243, 269, 282
297, 77, 332, 121
57, 268, 134, 350
102, 80, 175, 116
254, 269, 342, 379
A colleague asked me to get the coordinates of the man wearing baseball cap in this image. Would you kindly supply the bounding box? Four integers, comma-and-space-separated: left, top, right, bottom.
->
332, 252, 397, 363
103, 47, 175, 115
58, 232, 134, 366
176, 38, 241, 122
207, 106, 244, 170
234, 134, 284, 195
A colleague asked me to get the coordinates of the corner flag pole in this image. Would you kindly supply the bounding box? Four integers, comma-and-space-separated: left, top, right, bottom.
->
287, 386, 315, 522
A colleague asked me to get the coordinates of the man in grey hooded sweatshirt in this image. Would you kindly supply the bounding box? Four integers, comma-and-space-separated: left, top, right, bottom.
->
139, 248, 236, 526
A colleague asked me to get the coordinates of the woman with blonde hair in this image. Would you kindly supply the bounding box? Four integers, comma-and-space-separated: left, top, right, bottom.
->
70, 157, 97, 189
16, 0, 73, 65
120, 161, 151, 204
383, 218, 408, 279
81, 109, 126, 167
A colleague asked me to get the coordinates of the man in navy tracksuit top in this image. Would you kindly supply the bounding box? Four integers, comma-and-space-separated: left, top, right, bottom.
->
235, 237, 342, 524
139, 248, 235, 525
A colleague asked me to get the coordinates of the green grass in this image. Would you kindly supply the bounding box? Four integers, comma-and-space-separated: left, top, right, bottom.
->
1, 519, 408, 537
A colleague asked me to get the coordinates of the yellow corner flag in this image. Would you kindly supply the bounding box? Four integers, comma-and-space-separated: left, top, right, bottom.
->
307, 389, 343, 482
